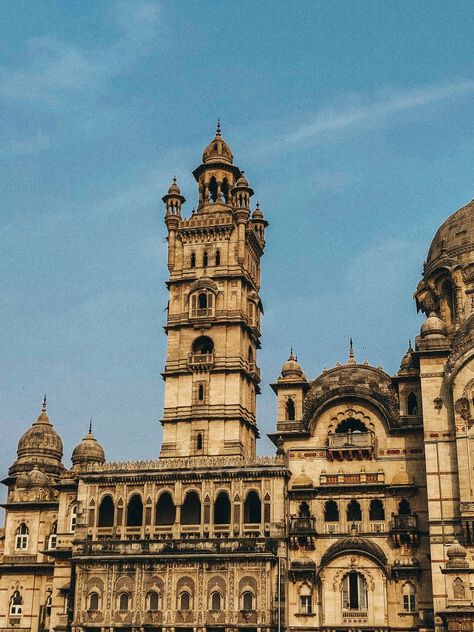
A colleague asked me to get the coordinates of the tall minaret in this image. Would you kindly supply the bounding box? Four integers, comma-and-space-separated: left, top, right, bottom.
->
160, 123, 268, 459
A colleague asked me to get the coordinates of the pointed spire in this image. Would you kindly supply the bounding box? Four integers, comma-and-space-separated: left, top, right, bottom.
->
408, 338, 413, 351
347, 337, 356, 365
89, 417, 93, 434
42, 394, 47, 413
216, 118, 221, 136
36, 394, 50, 424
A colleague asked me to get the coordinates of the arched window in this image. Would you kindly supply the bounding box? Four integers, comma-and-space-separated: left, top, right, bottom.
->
45, 593, 52, 618
48, 521, 57, 549
190, 252, 196, 268
126, 494, 143, 526
155, 491, 176, 525
196, 433, 203, 450
88, 592, 100, 611
214, 491, 231, 524
208, 177, 217, 202
15, 523, 29, 550
191, 291, 214, 318
336, 419, 367, 433
342, 571, 367, 611
203, 251, 208, 267
179, 591, 191, 610
69, 504, 77, 533
211, 592, 222, 611
369, 499, 385, 521
192, 336, 214, 355
347, 500, 362, 523
9, 591, 23, 615
181, 491, 201, 525
402, 582, 416, 611
407, 392, 418, 415
215, 250, 221, 266
118, 592, 130, 611
244, 491, 261, 524
222, 177, 229, 202
98, 495, 115, 527
324, 500, 339, 522
299, 584, 312, 614
242, 591, 254, 610
399, 499, 412, 515
147, 591, 161, 611
198, 292, 208, 309
198, 384, 204, 401
299, 502, 311, 518
286, 398, 296, 421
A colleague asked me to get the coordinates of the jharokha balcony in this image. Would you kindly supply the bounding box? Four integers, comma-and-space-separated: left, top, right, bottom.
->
389, 513, 419, 547
326, 431, 375, 461
187, 352, 214, 370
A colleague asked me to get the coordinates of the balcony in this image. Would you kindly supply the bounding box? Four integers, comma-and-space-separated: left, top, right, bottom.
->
326, 431, 375, 461
190, 307, 214, 319
290, 516, 317, 536
389, 513, 419, 546
187, 352, 214, 371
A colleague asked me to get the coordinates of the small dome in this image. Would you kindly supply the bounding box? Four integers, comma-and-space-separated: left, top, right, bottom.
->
28, 465, 50, 488
10, 398, 64, 476
252, 203, 264, 220
446, 540, 469, 568
292, 470, 313, 488
420, 312, 448, 339
202, 121, 233, 165
235, 171, 249, 188
281, 352, 304, 379
400, 342, 414, 370
167, 177, 181, 195
394, 551, 420, 567
391, 468, 414, 486
71, 427, 105, 468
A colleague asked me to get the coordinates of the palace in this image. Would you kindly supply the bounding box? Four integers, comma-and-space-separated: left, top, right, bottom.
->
2, 124, 474, 632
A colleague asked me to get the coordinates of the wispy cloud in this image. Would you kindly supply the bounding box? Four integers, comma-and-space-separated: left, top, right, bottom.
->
0, 1, 160, 105
245, 80, 474, 157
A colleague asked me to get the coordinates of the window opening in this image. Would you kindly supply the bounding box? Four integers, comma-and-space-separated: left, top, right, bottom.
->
369, 499, 385, 521
347, 499, 362, 522
407, 392, 418, 415
126, 494, 143, 526
15, 523, 29, 550
89, 592, 99, 610
211, 592, 222, 610
155, 492, 176, 525
286, 398, 296, 421
119, 593, 129, 611
215, 250, 221, 266
196, 433, 203, 450
324, 500, 339, 522
98, 495, 115, 527
10, 591, 23, 616
402, 582, 416, 612
214, 492, 231, 524
243, 491, 261, 524
242, 591, 254, 610
190, 253, 196, 268
342, 571, 367, 611
180, 592, 191, 610
181, 491, 201, 525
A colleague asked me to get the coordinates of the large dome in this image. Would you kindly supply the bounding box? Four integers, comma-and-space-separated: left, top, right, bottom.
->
425, 199, 474, 272
9, 399, 64, 476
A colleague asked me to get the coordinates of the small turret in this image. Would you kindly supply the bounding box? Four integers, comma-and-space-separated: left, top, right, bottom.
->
231, 170, 254, 211
163, 177, 185, 219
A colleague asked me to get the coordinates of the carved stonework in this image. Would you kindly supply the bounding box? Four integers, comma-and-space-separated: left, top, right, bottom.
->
455, 397, 471, 421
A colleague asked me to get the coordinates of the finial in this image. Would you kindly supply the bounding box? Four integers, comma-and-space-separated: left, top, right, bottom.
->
42, 394, 47, 412
216, 118, 221, 135
256, 201, 260, 209
290, 346, 293, 356
89, 417, 93, 434
347, 338, 356, 365
408, 338, 413, 351
173, 176, 177, 184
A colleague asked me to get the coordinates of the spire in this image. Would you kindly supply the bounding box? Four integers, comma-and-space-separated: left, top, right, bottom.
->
89, 417, 93, 434
347, 338, 356, 365
36, 394, 51, 424
42, 394, 47, 413
216, 118, 221, 136
408, 338, 413, 352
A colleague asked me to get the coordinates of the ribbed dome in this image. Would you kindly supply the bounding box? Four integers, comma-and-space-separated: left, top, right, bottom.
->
426, 199, 474, 270
446, 540, 469, 568
291, 555, 316, 568
202, 122, 233, 165
281, 352, 304, 379
399, 342, 414, 370
235, 172, 249, 187
167, 177, 181, 195
28, 465, 50, 488
10, 398, 64, 476
72, 427, 105, 469
420, 312, 448, 339
292, 470, 313, 488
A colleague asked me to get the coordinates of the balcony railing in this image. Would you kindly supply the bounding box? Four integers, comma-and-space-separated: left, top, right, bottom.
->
190, 308, 214, 318
290, 516, 317, 535
390, 513, 419, 546
187, 352, 214, 369
327, 432, 375, 461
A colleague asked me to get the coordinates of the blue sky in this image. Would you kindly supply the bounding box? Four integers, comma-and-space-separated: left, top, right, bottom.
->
1, 0, 474, 480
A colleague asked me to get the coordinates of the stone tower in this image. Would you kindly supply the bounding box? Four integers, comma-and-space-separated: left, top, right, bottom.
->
160, 123, 268, 458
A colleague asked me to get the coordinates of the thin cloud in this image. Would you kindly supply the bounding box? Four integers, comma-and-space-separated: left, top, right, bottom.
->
0, 0, 160, 105
248, 80, 474, 156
